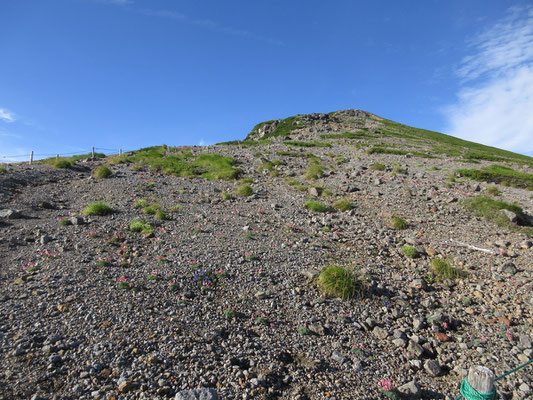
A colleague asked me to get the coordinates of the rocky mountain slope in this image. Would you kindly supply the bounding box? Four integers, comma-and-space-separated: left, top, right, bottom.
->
0, 109, 532, 400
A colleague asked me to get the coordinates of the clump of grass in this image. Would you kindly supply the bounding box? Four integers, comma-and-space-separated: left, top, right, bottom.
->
333, 199, 354, 211
134, 199, 149, 209
298, 326, 312, 335
59, 218, 71, 226
129, 219, 154, 234
486, 185, 501, 196
370, 162, 386, 171
394, 166, 408, 174
457, 164, 533, 190
0, 167, 7, 174
236, 184, 253, 197
304, 200, 331, 213
54, 159, 72, 169
221, 192, 232, 200
430, 258, 466, 280
285, 140, 331, 148
316, 265, 364, 300
401, 245, 418, 258
223, 308, 237, 320
257, 161, 274, 174
464, 196, 528, 230
304, 162, 324, 180
391, 215, 408, 229
93, 164, 112, 178
82, 202, 113, 216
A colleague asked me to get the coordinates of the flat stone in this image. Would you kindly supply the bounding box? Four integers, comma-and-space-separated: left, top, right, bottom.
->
69, 216, 85, 225
331, 350, 346, 364
501, 209, 517, 223
372, 326, 389, 340
424, 359, 441, 376
0, 209, 21, 219
398, 379, 421, 399
118, 381, 134, 393
175, 388, 220, 400
407, 340, 424, 357
435, 332, 449, 342
308, 323, 326, 336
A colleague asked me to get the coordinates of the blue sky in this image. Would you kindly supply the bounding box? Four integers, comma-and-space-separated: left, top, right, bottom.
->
1, 0, 533, 161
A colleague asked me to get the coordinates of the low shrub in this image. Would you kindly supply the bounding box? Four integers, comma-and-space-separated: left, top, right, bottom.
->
54, 159, 72, 169
370, 162, 386, 171
129, 219, 154, 234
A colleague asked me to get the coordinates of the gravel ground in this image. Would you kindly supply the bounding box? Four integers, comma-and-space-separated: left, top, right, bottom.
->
0, 135, 532, 400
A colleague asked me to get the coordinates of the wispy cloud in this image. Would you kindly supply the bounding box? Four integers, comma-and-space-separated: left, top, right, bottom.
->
140, 8, 284, 46
445, 6, 533, 154
0, 108, 16, 123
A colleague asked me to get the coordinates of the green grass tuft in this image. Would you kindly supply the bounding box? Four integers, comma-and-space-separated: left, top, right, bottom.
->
391, 215, 408, 229
235, 184, 253, 197
304, 162, 324, 180
430, 258, 466, 280
316, 265, 364, 300
129, 219, 154, 234
457, 165, 533, 190
370, 162, 386, 171
333, 199, 354, 211
82, 202, 113, 216
93, 164, 112, 178
304, 200, 331, 213
401, 245, 418, 258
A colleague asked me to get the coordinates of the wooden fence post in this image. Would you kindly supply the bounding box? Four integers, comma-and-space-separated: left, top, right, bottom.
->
119, 148, 123, 156
92, 147, 95, 160
29, 151, 33, 165
467, 365, 495, 395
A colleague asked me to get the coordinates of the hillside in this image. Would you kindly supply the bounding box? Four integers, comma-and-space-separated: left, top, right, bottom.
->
0, 109, 532, 400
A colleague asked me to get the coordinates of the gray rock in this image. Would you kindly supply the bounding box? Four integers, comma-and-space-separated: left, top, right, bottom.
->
407, 340, 424, 357
413, 318, 425, 331
372, 326, 389, 340
69, 216, 85, 225
502, 262, 518, 275
40, 235, 53, 245
308, 323, 326, 336
501, 209, 518, 223
392, 338, 406, 348
0, 209, 21, 219
398, 379, 421, 399
331, 350, 346, 364
424, 359, 441, 376
307, 187, 321, 197
175, 388, 220, 400
520, 240, 532, 249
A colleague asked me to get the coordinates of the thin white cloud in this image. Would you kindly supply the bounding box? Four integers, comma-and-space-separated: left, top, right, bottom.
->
445, 6, 533, 154
139, 8, 284, 46
0, 108, 16, 123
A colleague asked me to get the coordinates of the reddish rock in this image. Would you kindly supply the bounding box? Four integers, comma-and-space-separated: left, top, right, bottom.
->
434, 332, 449, 342
498, 317, 511, 326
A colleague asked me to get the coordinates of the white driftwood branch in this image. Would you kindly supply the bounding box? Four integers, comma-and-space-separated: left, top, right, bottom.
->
449, 239, 496, 255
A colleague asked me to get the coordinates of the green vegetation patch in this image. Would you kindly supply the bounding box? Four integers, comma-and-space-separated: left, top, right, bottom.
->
333, 199, 354, 211
93, 164, 112, 178
246, 116, 303, 139
320, 131, 363, 139
304, 200, 331, 213
391, 215, 408, 230
430, 258, 466, 280
285, 141, 331, 148
401, 245, 418, 258
129, 219, 154, 234
83, 202, 113, 216
316, 265, 364, 300
463, 196, 530, 231
304, 161, 325, 180
235, 184, 253, 197
457, 164, 533, 190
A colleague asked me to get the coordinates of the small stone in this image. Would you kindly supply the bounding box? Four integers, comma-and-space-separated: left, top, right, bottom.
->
435, 332, 449, 342
409, 359, 422, 370
413, 318, 425, 330
502, 262, 518, 275
69, 216, 85, 225
519, 383, 530, 393
520, 240, 532, 249
307, 187, 321, 197
118, 381, 134, 393
331, 351, 346, 364
372, 326, 389, 340
174, 388, 220, 400
497, 317, 511, 326
501, 209, 517, 223
308, 323, 325, 336
407, 340, 424, 357
40, 235, 53, 245
424, 359, 441, 376
398, 379, 421, 399
392, 338, 406, 348
426, 248, 437, 256
0, 209, 21, 219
